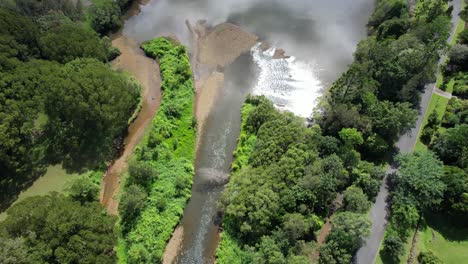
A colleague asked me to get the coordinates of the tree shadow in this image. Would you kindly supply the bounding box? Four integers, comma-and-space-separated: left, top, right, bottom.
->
423, 212, 468, 242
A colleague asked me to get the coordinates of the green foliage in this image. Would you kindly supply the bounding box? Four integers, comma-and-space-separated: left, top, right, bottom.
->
441, 166, 468, 215
0, 8, 39, 58
430, 124, 468, 168
319, 212, 371, 263
395, 151, 445, 211
36, 10, 72, 32
382, 231, 405, 263
320, 4, 451, 160
39, 23, 109, 63
368, 0, 407, 30
119, 184, 147, 232
418, 251, 443, 264
126, 160, 157, 190
12, 0, 83, 20
339, 128, 364, 146
342, 185, 371, 213
45, 58, 139, 168
218, 96, 379, 263
120, 37, 196, 263
0, 193, 117, 263
88, 0, 122, 35
448, 44, 468, 69
66, 176, 100, 204
0, 237, 29, 264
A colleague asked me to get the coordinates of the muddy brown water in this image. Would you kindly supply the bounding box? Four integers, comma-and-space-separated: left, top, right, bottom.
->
119, 0, 375, 262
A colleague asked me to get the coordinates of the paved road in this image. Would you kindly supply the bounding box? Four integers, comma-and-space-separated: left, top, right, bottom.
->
355, 1, 462, 263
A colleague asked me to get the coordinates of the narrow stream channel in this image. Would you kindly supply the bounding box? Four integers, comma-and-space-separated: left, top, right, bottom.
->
177, 54, 256, 263
121, 0, 375, 263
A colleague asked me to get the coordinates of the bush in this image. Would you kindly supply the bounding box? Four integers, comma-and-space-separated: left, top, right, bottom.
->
39, 23, 108, 63
382, 231, 405, 263
127, 160, 157, 189
418, 251, 443, 264
119, 184, 147, 231
88, 0, 121, 35
343, 185, 371, 213
66, 176, 100, 204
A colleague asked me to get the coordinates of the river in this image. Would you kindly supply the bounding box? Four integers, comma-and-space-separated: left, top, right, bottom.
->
121, 0, 375, 263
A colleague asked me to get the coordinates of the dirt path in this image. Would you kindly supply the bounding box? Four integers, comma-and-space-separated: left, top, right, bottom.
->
311, 194, 343, 262
100, 35, 162, 215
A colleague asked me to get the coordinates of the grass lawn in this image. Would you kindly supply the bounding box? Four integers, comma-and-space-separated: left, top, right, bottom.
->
0, 165, 88, 221
414, 93, 449, 152
415, 213, 468, 263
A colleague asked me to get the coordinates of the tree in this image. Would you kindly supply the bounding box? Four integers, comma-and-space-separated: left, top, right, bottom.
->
343, 185, 371, 213
382, 231, 405, 263
119, 184, 147, 230
431, 124, 468, 168
339, 128, 364, 147
44, 58, 139, 168
0, 193, 117, 263
0, 8, 39, 58
88, 0, 122, 35
418, 251, 443, 264
395, 151, 446, 211
13, 0, 83, 20
442, 166, 468, 215
66, 177, 100, 204
36, 10, 72, 32
39, 23, 109, 63
127, 160, 157, 189
0, 237, 30, 264
320, 212, 370, 263
448, 44, 468, 68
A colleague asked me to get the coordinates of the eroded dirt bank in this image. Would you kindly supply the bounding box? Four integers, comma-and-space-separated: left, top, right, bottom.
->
100, 35, 162, 215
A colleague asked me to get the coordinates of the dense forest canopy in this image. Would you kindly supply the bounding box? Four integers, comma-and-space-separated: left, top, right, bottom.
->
0, 1, 138, 262
0, 0, 139, 209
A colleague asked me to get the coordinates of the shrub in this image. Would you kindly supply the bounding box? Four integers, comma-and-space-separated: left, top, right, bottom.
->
66, 176, 100, 204
418, 251, 443, 264
88, 0, 121, 35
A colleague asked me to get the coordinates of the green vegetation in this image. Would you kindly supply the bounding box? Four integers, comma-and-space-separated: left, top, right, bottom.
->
88, 0, 122, 35
318, 0, 451, 162
217, 96, 383, 263
0, 2, 140, 211
119, 37, 196, 263
0, 193, 117, 264
415, 214, 468, 263
415, 94, 450, 151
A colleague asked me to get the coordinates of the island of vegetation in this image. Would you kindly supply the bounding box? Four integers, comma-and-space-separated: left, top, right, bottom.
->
119, 37, 196, 263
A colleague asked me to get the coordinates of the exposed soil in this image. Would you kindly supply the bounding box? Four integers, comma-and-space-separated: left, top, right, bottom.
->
163, 226, 185, 264
100, 35, 162, 215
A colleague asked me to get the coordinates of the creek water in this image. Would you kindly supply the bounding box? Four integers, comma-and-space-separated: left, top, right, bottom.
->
122, 0, 374, 262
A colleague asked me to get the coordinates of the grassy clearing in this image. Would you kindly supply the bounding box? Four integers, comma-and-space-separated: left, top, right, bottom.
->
415, 214, 468, 263
0, 165, 89, 221
121, 37, 196, 263
414, 94, 449, 151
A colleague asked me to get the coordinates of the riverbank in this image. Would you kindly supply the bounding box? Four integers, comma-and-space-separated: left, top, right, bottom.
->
121, 37, 196, 263
100, 33, 162, 215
